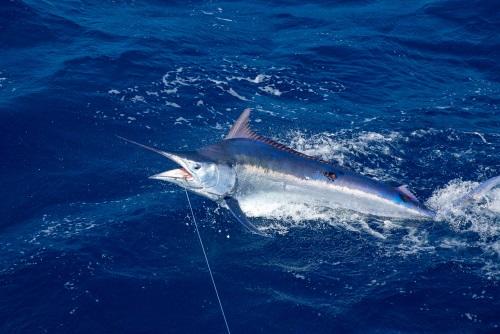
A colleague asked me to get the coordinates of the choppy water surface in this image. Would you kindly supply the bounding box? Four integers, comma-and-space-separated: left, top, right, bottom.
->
1, 1, 499, 333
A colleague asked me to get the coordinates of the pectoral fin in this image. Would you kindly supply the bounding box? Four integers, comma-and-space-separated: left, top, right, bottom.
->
224, 197, 268, 237
396, 185, 420, 203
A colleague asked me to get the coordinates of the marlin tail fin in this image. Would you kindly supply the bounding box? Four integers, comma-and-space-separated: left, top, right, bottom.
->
463, 176, 500, 201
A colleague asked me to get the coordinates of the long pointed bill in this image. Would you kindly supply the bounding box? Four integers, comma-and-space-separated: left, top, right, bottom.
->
117, 136, 197, 177
149, 168, 193, 181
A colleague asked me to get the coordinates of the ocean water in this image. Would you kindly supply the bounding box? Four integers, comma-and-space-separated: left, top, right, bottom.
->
1, 0, 499, 333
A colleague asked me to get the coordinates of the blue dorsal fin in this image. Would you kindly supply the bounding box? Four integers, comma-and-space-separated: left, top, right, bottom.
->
225, 108, 288, 149
225, 108, 331, 164
396, 185, 420, 203
225, 108, 257, 140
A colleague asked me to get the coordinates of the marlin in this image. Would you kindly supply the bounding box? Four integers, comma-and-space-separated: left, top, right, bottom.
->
120, 109, 500, 236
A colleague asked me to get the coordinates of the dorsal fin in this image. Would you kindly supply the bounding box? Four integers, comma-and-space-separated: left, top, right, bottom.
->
225, 108, 331, 164
225, 108, 257, 140
396, 185, 420, 203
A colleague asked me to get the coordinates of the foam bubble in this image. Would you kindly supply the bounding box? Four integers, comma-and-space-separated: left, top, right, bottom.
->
111, 62, 343, 108
284, 129, 403, 178
427, 179, 500, 241
258, 85, 282, 96
426, 179, 500, 277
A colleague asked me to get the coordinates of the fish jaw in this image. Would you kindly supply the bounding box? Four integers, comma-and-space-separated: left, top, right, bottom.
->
150, 168, 193, 181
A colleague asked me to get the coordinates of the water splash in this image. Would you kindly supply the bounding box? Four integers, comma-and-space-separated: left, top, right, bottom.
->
238, 130, 500, 278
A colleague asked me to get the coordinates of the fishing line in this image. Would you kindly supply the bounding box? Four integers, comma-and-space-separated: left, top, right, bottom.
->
184, 189, 231, 334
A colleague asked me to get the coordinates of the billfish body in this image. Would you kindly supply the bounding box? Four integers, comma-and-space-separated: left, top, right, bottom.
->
199, 139, 435, 219
122, 108, 500, 235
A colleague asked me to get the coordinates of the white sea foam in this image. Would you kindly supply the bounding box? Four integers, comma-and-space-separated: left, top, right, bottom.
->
425, 179, 500, 276
226, 74, 270, 84
131, 95, 145, 103
226, 87, 248, 101
166, 101, 181, 108
215, 17, 233, 22
427, 179, 500, 243
249, 74, 269, 84
259, 85, 282, 96
284, 129, 403, 178
104, 62, 346, 129
174, 116, 190, 125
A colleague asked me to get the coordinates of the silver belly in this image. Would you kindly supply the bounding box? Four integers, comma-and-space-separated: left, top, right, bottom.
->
233, 165, 422, 219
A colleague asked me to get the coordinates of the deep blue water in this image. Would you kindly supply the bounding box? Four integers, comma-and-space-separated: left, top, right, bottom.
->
1, 0, 500, 333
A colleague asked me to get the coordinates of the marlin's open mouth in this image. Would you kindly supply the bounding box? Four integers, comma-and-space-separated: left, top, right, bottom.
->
150, 167, 193, 181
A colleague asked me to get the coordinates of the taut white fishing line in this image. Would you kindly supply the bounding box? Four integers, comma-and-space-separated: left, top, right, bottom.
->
184, 189, 231, 334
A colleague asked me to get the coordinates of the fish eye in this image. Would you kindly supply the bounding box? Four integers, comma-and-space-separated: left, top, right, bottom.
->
193, 164, 201, 170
